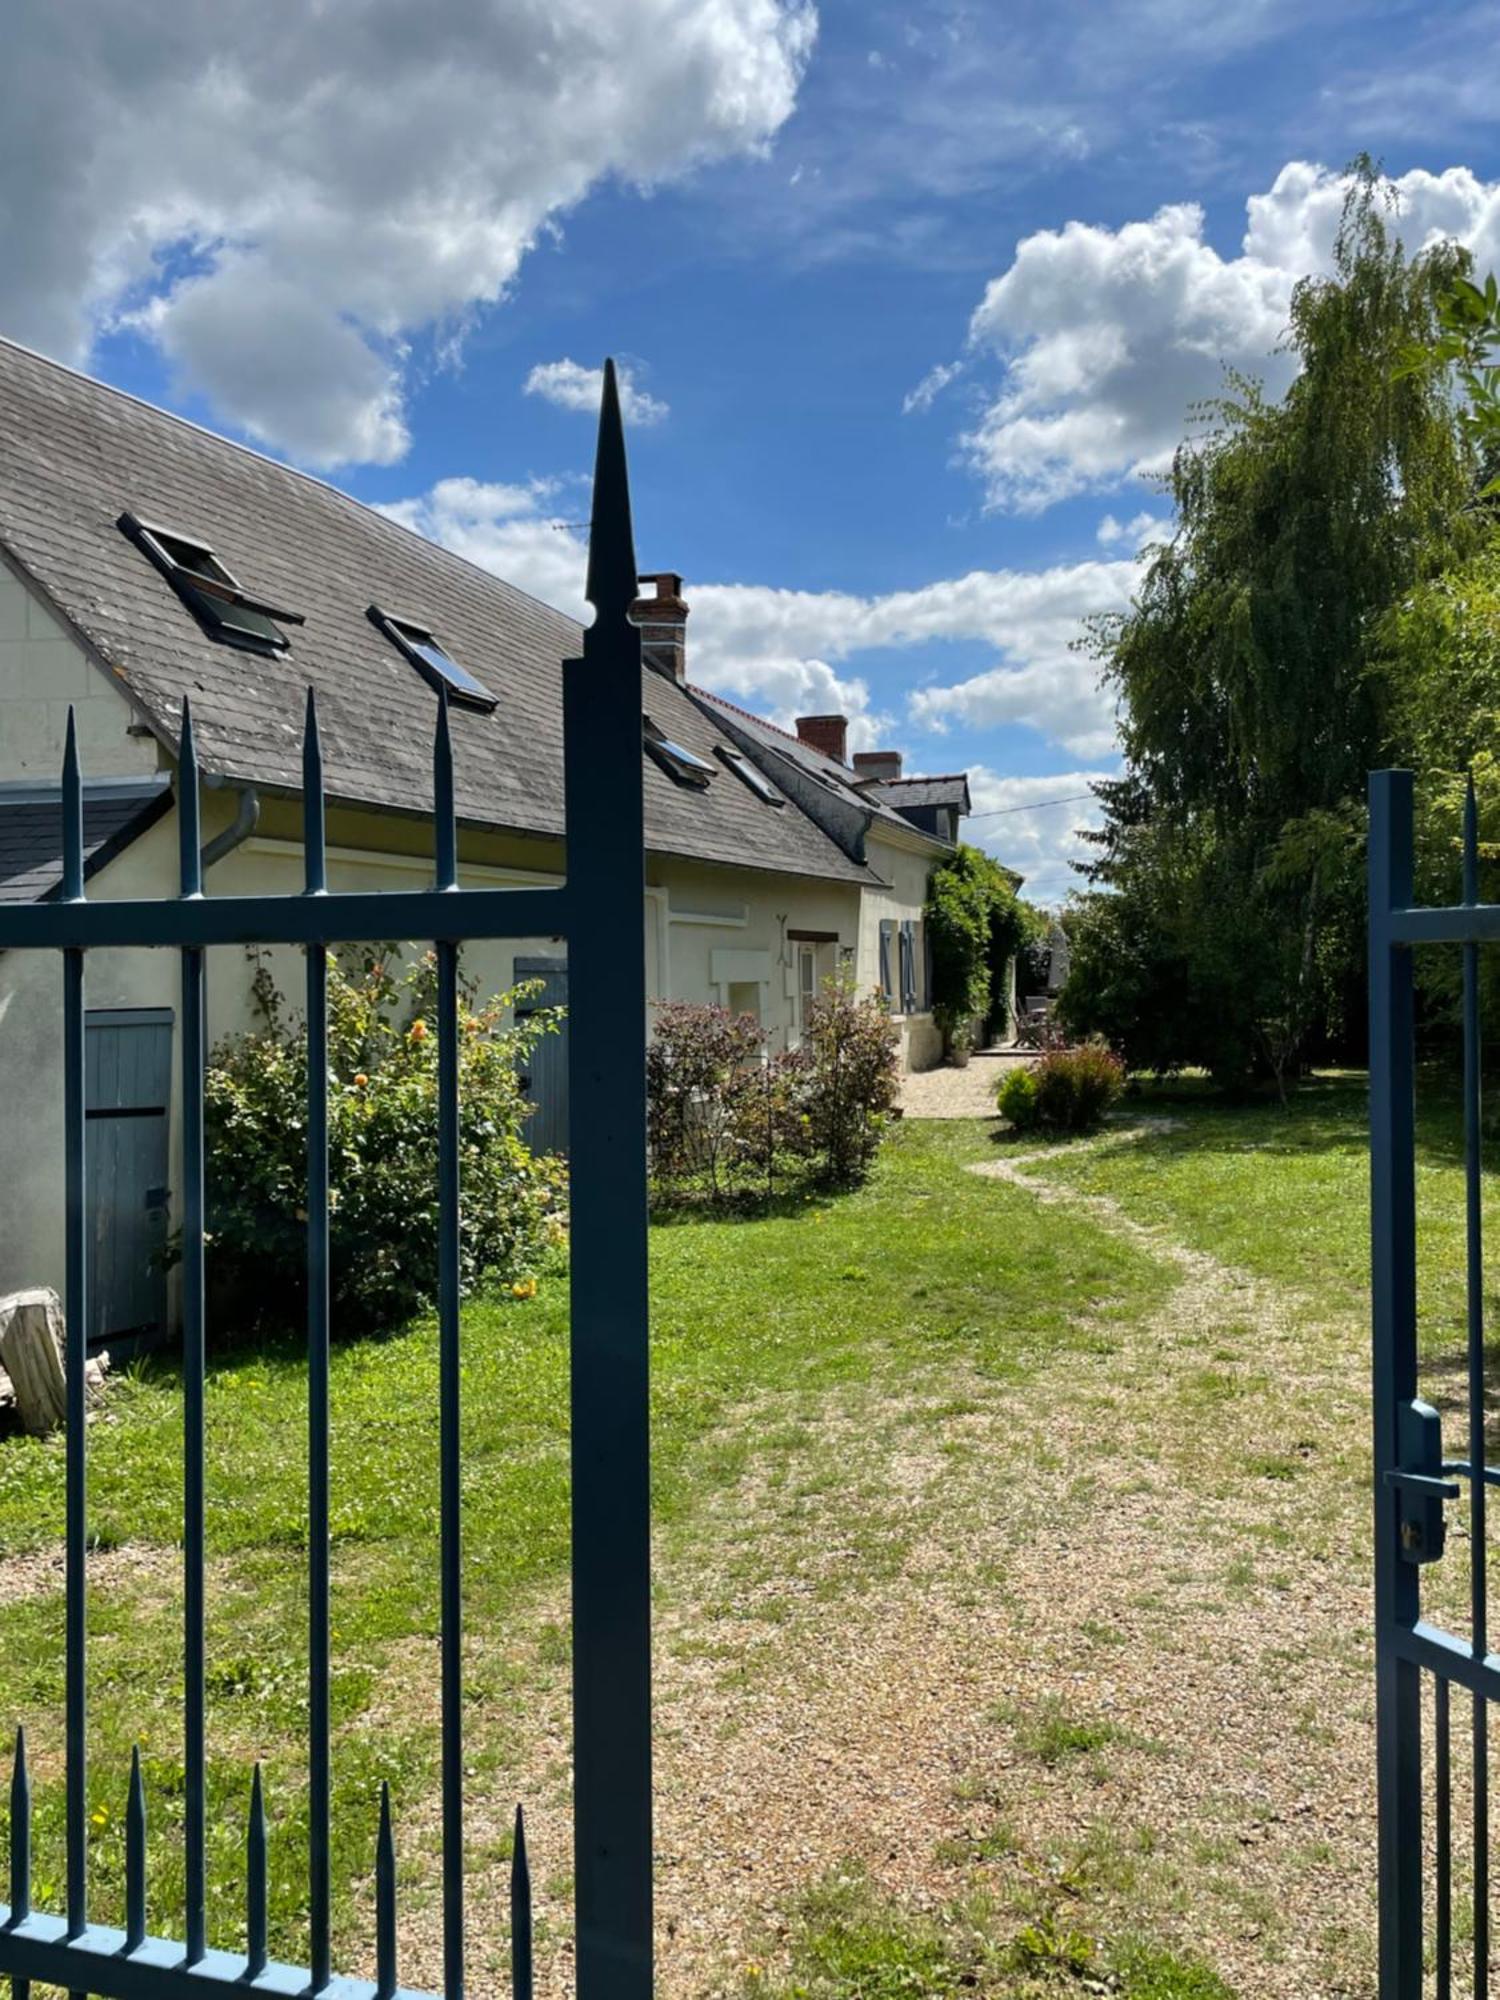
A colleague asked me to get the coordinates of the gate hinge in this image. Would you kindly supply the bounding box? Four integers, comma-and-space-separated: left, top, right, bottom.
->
1385, 1398, 1458, 1564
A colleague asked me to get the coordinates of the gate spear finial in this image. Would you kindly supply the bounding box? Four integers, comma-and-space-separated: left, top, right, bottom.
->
583, 358, 640, 631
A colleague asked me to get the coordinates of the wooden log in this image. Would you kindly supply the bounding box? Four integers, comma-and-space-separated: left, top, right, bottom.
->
0, 1288, 106, 1437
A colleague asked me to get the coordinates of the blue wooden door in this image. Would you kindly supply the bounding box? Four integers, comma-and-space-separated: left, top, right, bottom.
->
86, 1008, 171, 1349
514, 958, 569, 1156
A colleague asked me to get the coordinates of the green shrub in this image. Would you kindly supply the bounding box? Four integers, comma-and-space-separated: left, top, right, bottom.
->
646, 1001, 769, 1201
201, 947, 567, 1334
792, 970, 901, 1187
647, 976, 900, 1207
996, 1066, 1039, 1131
998, 1043, 1124, 1135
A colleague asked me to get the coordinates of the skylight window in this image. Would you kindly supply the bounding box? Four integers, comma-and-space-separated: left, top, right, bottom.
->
644, 718, 714, 789
368, 605, 497, 712
119, 511, 302, 652
718, 745, 784, 806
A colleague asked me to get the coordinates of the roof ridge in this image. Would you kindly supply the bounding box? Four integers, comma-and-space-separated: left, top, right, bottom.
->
686, 681, 812, 750
0, 332, 587, 637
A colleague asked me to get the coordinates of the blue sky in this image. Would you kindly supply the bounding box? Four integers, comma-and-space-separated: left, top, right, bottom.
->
7, 0, 1500, 897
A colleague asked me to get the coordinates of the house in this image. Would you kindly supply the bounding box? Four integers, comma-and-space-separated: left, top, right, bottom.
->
0, 336, 975, 1348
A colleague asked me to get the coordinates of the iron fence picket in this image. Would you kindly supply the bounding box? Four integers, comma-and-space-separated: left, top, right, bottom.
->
304, 690, 334, 1992
1372, 766, 1500, 1996
0, 362, 652, 1998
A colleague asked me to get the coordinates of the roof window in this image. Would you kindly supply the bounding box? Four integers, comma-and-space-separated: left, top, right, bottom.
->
644, 717, 714, 789
119, 512, 301, 652
368, 605, 497, 711
718, 745, 784, 806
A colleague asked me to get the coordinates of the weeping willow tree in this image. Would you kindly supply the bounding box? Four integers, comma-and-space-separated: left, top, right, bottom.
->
1064, 161, 1478, 1087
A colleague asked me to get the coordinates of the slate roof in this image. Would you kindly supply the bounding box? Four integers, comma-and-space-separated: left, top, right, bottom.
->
0, 780, 171, 904
0, 338, 877, 889
686, 686, 946, 848
870, 774, 971, 813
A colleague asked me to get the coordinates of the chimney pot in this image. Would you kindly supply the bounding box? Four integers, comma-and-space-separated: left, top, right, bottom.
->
631, 571, 689, 682
853, 750, 903, 783
795, 714, 849, 765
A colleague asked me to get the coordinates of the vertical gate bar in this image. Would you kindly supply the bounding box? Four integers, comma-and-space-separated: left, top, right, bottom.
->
563, 360, 654, 1998
10, 1728, 31, 2000
434, 692, 465, 1997
124, 1747, 146, 1952
1370, 768, 1424, 1998
177, 700, 208, 1963
375, 1782, 397, 2000
1463, 775, 1490, 1995
1437, 1675, 1452, 2000
510, 1806, 532, 2000
303, 693, 332, 1992
245, 1766, 267, 1979
61, 714, 88, 1985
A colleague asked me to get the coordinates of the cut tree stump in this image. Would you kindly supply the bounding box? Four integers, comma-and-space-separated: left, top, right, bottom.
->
0, 1288, 107, 1437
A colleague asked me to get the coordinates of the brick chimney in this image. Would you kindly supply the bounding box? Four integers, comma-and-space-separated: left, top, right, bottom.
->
631, 571, 688, 682
795, 714, 848, 765
853, 750, 903, 784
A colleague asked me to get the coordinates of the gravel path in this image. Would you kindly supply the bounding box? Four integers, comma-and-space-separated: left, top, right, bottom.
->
899, 1049, 1031, 1119
391, 1119, 1399, 1998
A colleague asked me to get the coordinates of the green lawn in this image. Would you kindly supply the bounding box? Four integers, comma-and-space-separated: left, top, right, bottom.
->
0, 1121, 1168, 1982
1, 1077, 1477, 1996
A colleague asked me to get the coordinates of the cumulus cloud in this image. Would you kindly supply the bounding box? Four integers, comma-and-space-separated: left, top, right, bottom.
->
524, 358, 669, 426
963, 765, 1113, 906
375, 477, 592, 622
379, 473, 1142, 758
956, 161, 1500, 512
3, 0, 814, 466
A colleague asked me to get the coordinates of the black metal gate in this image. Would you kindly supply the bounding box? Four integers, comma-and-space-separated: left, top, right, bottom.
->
1370, 766, 1494, 1996
0, 364, 653, 1999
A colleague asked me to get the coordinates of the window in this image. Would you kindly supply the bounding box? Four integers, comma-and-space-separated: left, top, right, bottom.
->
717, 745, 784, 806
119, 511, 302, 652
798, 943, 817, 1033
644, 717, 714, 789
368, 605, 497, 711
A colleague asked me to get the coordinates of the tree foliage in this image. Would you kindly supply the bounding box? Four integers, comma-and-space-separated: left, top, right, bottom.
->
925, 844, 1041, 1037
1065, 162, 1478, 1086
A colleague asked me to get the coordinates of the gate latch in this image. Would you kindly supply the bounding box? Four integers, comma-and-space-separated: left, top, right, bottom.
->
1385, 1398, 1459, 1564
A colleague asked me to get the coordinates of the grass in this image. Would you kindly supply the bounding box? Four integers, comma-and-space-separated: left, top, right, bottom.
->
740, 1868, 1236, 1999
0, 1120, 1168, 1975
1018, 1066, 1488, 1362
5, 1071, 1470, 1993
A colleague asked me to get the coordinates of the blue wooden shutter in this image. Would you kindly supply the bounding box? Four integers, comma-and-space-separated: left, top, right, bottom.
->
878, 921, 894, 1000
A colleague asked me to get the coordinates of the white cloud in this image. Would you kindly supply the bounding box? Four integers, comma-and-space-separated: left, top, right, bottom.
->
2, 0, 814, 467
1096, 510, 1165, 549
379, 473, 1142, 759
524, 358, 669, 427
964, 765, 1113, 907
901, 358, 963, 416
956, 161, 1500, 512
375, 477, 592, 623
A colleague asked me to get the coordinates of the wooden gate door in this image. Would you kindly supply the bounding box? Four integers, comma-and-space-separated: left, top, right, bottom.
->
515, 957, 569, 1154
85, 1007, 171, 1350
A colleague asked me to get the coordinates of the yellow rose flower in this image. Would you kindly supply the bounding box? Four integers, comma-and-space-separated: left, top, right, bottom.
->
511, 1277, 538, 1300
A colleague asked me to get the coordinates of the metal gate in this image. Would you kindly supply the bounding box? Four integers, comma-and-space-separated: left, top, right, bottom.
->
1370, 766, 1494, 1997
0, 363, 653, 1999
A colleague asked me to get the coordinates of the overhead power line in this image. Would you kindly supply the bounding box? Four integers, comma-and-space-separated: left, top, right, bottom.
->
967, 791, 1098, 821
